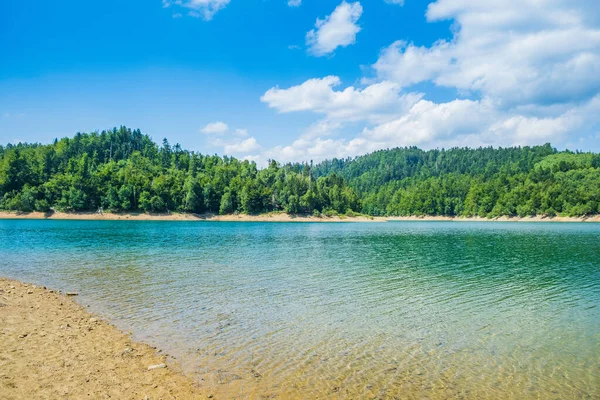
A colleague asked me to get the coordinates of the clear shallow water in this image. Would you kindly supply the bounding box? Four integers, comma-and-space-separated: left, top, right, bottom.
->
1, 220, 599, 399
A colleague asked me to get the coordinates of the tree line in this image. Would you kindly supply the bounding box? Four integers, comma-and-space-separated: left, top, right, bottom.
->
1, 127, 599, 217
313, 145, 600, 217
0, 127, 359, 215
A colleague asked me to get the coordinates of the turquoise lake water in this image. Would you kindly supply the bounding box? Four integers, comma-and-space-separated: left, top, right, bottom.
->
1, 220, 599, 399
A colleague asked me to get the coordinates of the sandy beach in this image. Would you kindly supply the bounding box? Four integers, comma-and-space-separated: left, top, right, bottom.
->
0, 211, 376, 222
0, 278, 206, 399
0, 211, 598, 223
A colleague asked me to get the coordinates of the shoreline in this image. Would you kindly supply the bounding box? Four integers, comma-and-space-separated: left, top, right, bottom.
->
385, 215, 600, 223
0, 278, 207, 399
0, 210, 599, 223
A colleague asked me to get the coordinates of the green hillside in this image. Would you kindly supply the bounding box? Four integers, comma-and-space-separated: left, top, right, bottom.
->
313, 145, 600, 217
1, 127, 599, 218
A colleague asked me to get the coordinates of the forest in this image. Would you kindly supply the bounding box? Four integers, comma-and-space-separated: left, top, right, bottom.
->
1, 126, 599, 217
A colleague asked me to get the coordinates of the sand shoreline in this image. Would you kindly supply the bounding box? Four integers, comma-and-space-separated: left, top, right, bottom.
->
0, 210, 599, 223
0, 278, 206, 399
386, 215, 600, 223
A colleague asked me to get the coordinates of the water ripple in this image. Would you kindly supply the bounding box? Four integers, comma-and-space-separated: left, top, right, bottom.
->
1, 220, 599, 399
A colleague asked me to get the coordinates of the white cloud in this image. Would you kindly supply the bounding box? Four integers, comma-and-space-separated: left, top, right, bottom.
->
385, 0, 404, 5
224, 137, 261, 154
302, 119, 343, 139
202, 125, 258, 155
360, 97, 597, 149
241, 154, 263, 164
288, 0, 301, 7
261, 76, 423, 123
306, 2, 363, 56
362, 99, 494, 145
254, 96, 599, 164
201, 121, 229, 134
372, 0, 600, 108
371, 40, 453, 88
162, 0, 230, 20
258, 73, 600, 162
243, 120, 345, 166
259, 136, 377, 164
248, 0, 600, 164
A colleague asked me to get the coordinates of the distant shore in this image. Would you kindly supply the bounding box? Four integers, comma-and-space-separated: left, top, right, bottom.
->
386, 215, 600, 223
0, 278, 206, 399
0, 211, 377, 222
0, 210, 599, 223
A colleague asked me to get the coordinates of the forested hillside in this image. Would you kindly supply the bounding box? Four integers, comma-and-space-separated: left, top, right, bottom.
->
0, 127, 359, 215
313, 146, 600, 217
1, 127, 599, 217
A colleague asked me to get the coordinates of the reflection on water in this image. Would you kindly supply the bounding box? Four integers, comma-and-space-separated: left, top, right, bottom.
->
1, 220, 599, 399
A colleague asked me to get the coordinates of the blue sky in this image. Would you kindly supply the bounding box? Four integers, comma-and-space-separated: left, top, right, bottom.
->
1, 0, 599, 163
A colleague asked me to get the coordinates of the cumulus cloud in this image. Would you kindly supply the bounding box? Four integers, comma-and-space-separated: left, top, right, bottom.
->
361, 97, 599, 149
370, 40, 453, 88
201, 121, 229, 134
302, 120, 343, 139
162, 0, 230, 20
224, 137, 261, 154
362, 99, 494, 145
252, 95, 599, 165
384, 0, 404, 5
261, 76, 423, 123
258, 136, 377, 165
201, 123, 259, 155
288, 0, 301, 7
372, 0, 600, 108
306, 2, 363, 56
239, 0, 600, 164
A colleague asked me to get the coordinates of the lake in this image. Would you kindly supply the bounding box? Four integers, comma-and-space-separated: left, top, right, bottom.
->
1, 220, 598, 399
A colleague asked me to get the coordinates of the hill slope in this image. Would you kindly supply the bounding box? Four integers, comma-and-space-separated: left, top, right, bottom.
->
1, 128, 599, 218
313, 145, 600, 217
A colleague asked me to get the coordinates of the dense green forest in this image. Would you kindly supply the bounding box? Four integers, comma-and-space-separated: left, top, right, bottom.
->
1, 126, 599, 217
0, 127, 359, 215
313, 145, 600, 217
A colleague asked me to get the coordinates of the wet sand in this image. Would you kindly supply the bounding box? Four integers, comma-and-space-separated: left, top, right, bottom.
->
0, 211, 598, 222
0, 278, 206, 400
